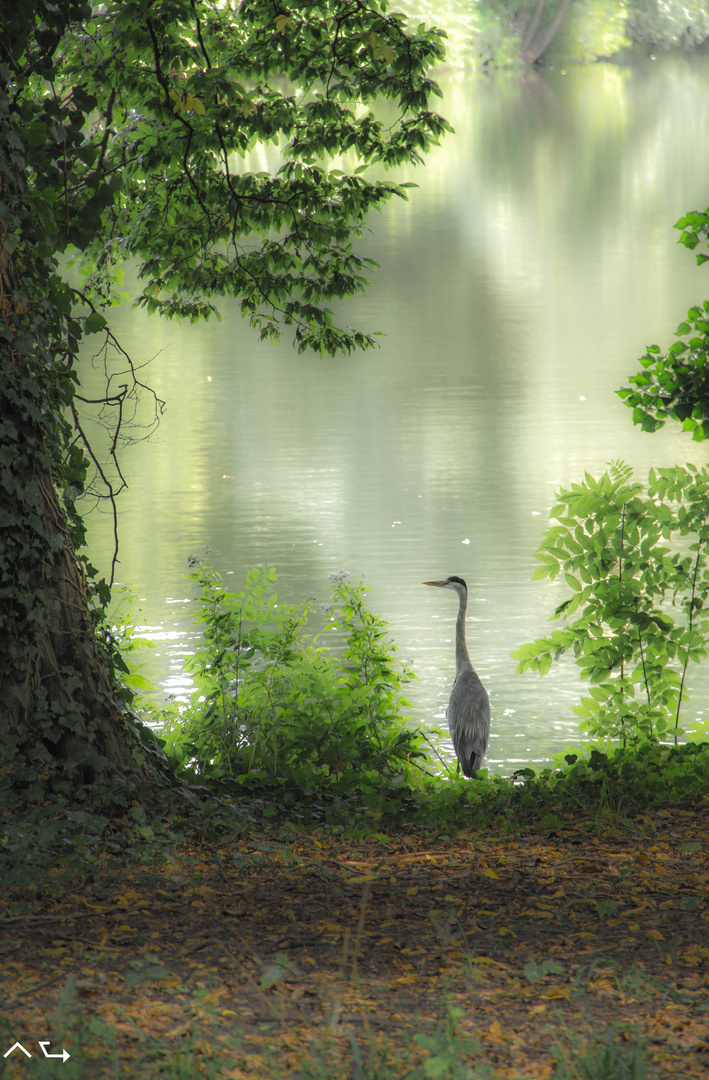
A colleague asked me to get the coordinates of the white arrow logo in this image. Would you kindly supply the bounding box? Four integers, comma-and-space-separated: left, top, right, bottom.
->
38, 1042, 71, 1062
3, 1043, 32, 1058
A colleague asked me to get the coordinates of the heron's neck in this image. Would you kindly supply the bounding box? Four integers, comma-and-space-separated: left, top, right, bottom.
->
455, 591, 473, 675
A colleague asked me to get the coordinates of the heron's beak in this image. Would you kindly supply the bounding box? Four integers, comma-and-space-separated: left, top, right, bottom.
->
423, 580, 445, 587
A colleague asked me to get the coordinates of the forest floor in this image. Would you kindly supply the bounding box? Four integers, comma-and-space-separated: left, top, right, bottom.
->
1, 802, 708, 1079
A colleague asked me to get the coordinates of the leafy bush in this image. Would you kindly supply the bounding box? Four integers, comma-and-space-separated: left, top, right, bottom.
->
521, 741, 709, 814
619, 209, 709, 440
159, 563, 430, 791
513, 461, 709, 748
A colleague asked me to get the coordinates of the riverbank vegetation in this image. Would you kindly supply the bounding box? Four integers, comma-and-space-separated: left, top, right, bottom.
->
119, 549, 709, 824
155, 563, 428, 793
2, 2, 709, 1076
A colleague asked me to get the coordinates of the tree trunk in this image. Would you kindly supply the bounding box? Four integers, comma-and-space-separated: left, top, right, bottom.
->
521, 0, 548, 58
0, 463, 139, 778
523, 0, 575, 64
0, 219, 139, 785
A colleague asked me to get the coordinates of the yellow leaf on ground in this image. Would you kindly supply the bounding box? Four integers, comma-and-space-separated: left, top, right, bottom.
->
487, 1019, 505, 1043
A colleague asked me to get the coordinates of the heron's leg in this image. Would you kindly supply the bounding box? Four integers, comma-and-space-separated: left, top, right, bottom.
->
456, 760, 460, 775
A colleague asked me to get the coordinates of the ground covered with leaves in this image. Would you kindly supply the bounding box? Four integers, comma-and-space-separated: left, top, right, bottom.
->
1, 801, 708, 1079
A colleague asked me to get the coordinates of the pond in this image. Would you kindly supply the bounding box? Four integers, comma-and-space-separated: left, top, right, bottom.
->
81, 54, 709, 775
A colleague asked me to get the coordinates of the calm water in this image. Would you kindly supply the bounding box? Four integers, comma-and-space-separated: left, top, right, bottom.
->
81, 57, 709, 774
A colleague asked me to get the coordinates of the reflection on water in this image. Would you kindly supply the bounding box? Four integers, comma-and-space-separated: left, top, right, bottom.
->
81, 57, 709, 774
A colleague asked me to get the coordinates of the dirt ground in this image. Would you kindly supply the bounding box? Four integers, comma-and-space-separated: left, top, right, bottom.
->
1, 803, 708, 1078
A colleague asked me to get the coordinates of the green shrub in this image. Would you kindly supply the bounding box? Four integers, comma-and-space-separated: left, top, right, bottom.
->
159, 563, 430, 791
513, 461, 709, 749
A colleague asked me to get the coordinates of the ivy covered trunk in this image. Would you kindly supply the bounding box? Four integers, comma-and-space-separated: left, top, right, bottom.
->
0, 464, 138, 782
1, 224, 139, 783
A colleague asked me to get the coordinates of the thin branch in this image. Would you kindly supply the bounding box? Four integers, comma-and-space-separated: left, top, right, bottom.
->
636, 614, 652, 735
64, 294, 166, 586
617, 504, 626, 738
70, 403, 123, 587
190, 0, 212, 69
95, 86, 117, 175
675, 518, 709, 740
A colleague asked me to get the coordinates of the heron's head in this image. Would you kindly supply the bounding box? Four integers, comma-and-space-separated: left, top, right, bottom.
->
423, 575, 468, 594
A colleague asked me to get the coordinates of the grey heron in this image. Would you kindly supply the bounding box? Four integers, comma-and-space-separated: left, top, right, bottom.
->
423, 576, 490, 776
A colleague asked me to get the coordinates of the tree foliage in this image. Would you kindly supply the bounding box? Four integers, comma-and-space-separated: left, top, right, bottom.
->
619, 209, 709, 441
0, 0, 449, 783
62, 0, 451, 353
513, 462, 709, 749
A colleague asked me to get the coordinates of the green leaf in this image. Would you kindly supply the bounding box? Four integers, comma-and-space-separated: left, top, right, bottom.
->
538, 654, 553, 676
84, 312, 107, 334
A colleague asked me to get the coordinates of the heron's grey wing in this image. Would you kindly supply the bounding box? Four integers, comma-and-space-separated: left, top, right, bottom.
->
447, 669, 490, 776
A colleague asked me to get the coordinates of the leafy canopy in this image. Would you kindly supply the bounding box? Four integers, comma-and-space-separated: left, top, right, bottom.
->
48, 0, 451, 354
